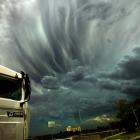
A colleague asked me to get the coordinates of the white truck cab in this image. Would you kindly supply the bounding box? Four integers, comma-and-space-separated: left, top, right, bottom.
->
0, 65, 31, 140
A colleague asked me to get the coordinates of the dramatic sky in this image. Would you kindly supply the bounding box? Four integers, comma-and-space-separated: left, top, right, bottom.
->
1, 0, 140, 136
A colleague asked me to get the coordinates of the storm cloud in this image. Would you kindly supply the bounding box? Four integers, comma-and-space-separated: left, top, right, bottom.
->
101, 47, 140, 99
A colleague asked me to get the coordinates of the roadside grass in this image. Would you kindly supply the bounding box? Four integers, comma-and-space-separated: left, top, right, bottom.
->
105, 131, 140, 140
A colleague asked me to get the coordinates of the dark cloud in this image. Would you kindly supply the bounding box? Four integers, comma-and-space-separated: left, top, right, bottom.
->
97, 79, 121, 91
63, 66, 85, 84
122, 84, 140, 99
100, 47, 140, 99
107, 47, 140, 80
108, 57, 140, 80
41, 75, 60, 89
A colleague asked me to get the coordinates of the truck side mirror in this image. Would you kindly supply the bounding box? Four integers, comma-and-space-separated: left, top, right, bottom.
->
21, 72, 31, 104
24, 74, 31, 101
20, 73, 31, 107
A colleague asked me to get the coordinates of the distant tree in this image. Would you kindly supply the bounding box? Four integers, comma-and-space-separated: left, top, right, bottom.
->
109, 121, 120, 130
132, 99, 140, 129
115, 99, 136, 133
115, 99, 130, 119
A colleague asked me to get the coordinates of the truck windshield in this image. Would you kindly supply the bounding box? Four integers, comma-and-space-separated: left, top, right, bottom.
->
0, 75, 22, 101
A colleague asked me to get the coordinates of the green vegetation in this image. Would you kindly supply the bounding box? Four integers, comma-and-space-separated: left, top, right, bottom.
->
115, 99, 140, 133
106, 131, 140, 140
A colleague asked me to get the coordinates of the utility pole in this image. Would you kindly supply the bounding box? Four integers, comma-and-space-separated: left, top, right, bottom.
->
131, 107, 140, 129
78, 109, 82, 125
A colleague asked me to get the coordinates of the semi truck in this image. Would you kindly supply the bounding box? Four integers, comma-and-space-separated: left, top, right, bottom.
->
0, 65, 31, 140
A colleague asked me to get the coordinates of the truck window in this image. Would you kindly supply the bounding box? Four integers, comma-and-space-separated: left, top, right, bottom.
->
0, 76, 22, 101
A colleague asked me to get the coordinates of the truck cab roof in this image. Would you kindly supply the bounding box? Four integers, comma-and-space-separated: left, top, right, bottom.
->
0, 65, 22, 79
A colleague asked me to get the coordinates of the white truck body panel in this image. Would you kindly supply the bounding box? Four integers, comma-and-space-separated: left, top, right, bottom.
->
0, 99, 26, 140
0, 65, 30, 140
0, 65, 22, 79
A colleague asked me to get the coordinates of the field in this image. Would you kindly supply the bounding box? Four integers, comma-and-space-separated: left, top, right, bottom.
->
105, 131, 140, 140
